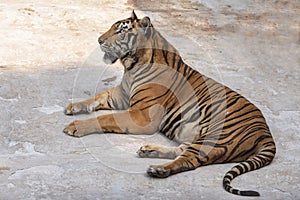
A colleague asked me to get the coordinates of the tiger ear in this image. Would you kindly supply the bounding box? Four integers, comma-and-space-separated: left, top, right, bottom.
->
141, 16, 151, 28
140, 16, 152, 38
131, 10, 138, 21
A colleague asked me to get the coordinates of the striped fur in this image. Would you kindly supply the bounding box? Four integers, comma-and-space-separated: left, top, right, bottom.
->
64, 11, 276, 196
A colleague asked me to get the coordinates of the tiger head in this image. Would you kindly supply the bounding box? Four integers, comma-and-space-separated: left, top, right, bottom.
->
98, 10, 152, 65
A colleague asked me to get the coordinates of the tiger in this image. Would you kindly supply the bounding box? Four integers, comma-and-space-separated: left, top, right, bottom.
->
63, 10, 276, 196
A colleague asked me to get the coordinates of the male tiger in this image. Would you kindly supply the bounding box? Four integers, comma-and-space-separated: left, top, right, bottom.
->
63, 11, 276, 196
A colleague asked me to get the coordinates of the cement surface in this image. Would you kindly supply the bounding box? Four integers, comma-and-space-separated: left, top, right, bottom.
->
0, 0, 299, 199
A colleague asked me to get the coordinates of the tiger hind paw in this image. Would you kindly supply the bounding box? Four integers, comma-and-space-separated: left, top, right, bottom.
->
147, 165, 171, 178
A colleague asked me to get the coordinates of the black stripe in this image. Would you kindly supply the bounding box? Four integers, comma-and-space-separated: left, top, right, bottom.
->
130, 87, 152, 100
107, 98, 113, 109
182, 63, 189, 77
176, 58, 184, 71
162, 49, 169, 65
130, 96, 150, 107
144, 89, 171, 104
229, 170, 238, 178
235, 165, 244, 174
161, 105, 181, 133
132, 67, 170, 89
164, 114, 182, 138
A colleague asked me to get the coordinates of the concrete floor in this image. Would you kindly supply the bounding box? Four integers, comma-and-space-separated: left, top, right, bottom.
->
0, 0, 299, 199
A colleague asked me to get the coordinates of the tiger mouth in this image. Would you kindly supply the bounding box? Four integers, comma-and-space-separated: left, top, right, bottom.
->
103, 51, 118, 64
99, 44, 118, 64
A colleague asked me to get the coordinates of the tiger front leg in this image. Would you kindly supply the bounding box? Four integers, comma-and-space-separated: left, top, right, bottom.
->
64, 90, 111, 115
65, 86, 127, 115
63, 108, 163, 137
63, 118, 101, 137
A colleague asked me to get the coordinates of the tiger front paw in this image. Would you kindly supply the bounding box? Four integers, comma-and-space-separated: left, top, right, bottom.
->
137, 145, 159, 158
147, 165, 171, 178
63, 120, 87, 137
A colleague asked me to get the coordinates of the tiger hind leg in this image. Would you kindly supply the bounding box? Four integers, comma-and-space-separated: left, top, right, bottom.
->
147, 143, 225, 178
137, 143, 190, 159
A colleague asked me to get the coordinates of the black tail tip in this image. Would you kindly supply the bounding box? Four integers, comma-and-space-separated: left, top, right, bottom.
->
224, 185, 260, 197
240, 190, 260, 197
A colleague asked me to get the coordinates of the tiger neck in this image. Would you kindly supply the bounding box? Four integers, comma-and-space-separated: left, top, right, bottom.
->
120, 29, 181, 72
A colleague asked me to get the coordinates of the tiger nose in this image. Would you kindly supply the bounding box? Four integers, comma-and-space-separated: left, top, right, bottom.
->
98, 37, 104, 45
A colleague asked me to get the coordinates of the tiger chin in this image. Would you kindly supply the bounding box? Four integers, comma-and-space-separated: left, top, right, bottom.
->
63, 10, 276, 197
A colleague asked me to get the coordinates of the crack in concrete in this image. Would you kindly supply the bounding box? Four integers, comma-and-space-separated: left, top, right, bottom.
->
271, 187, 293, 197
8, 165, 65, 180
